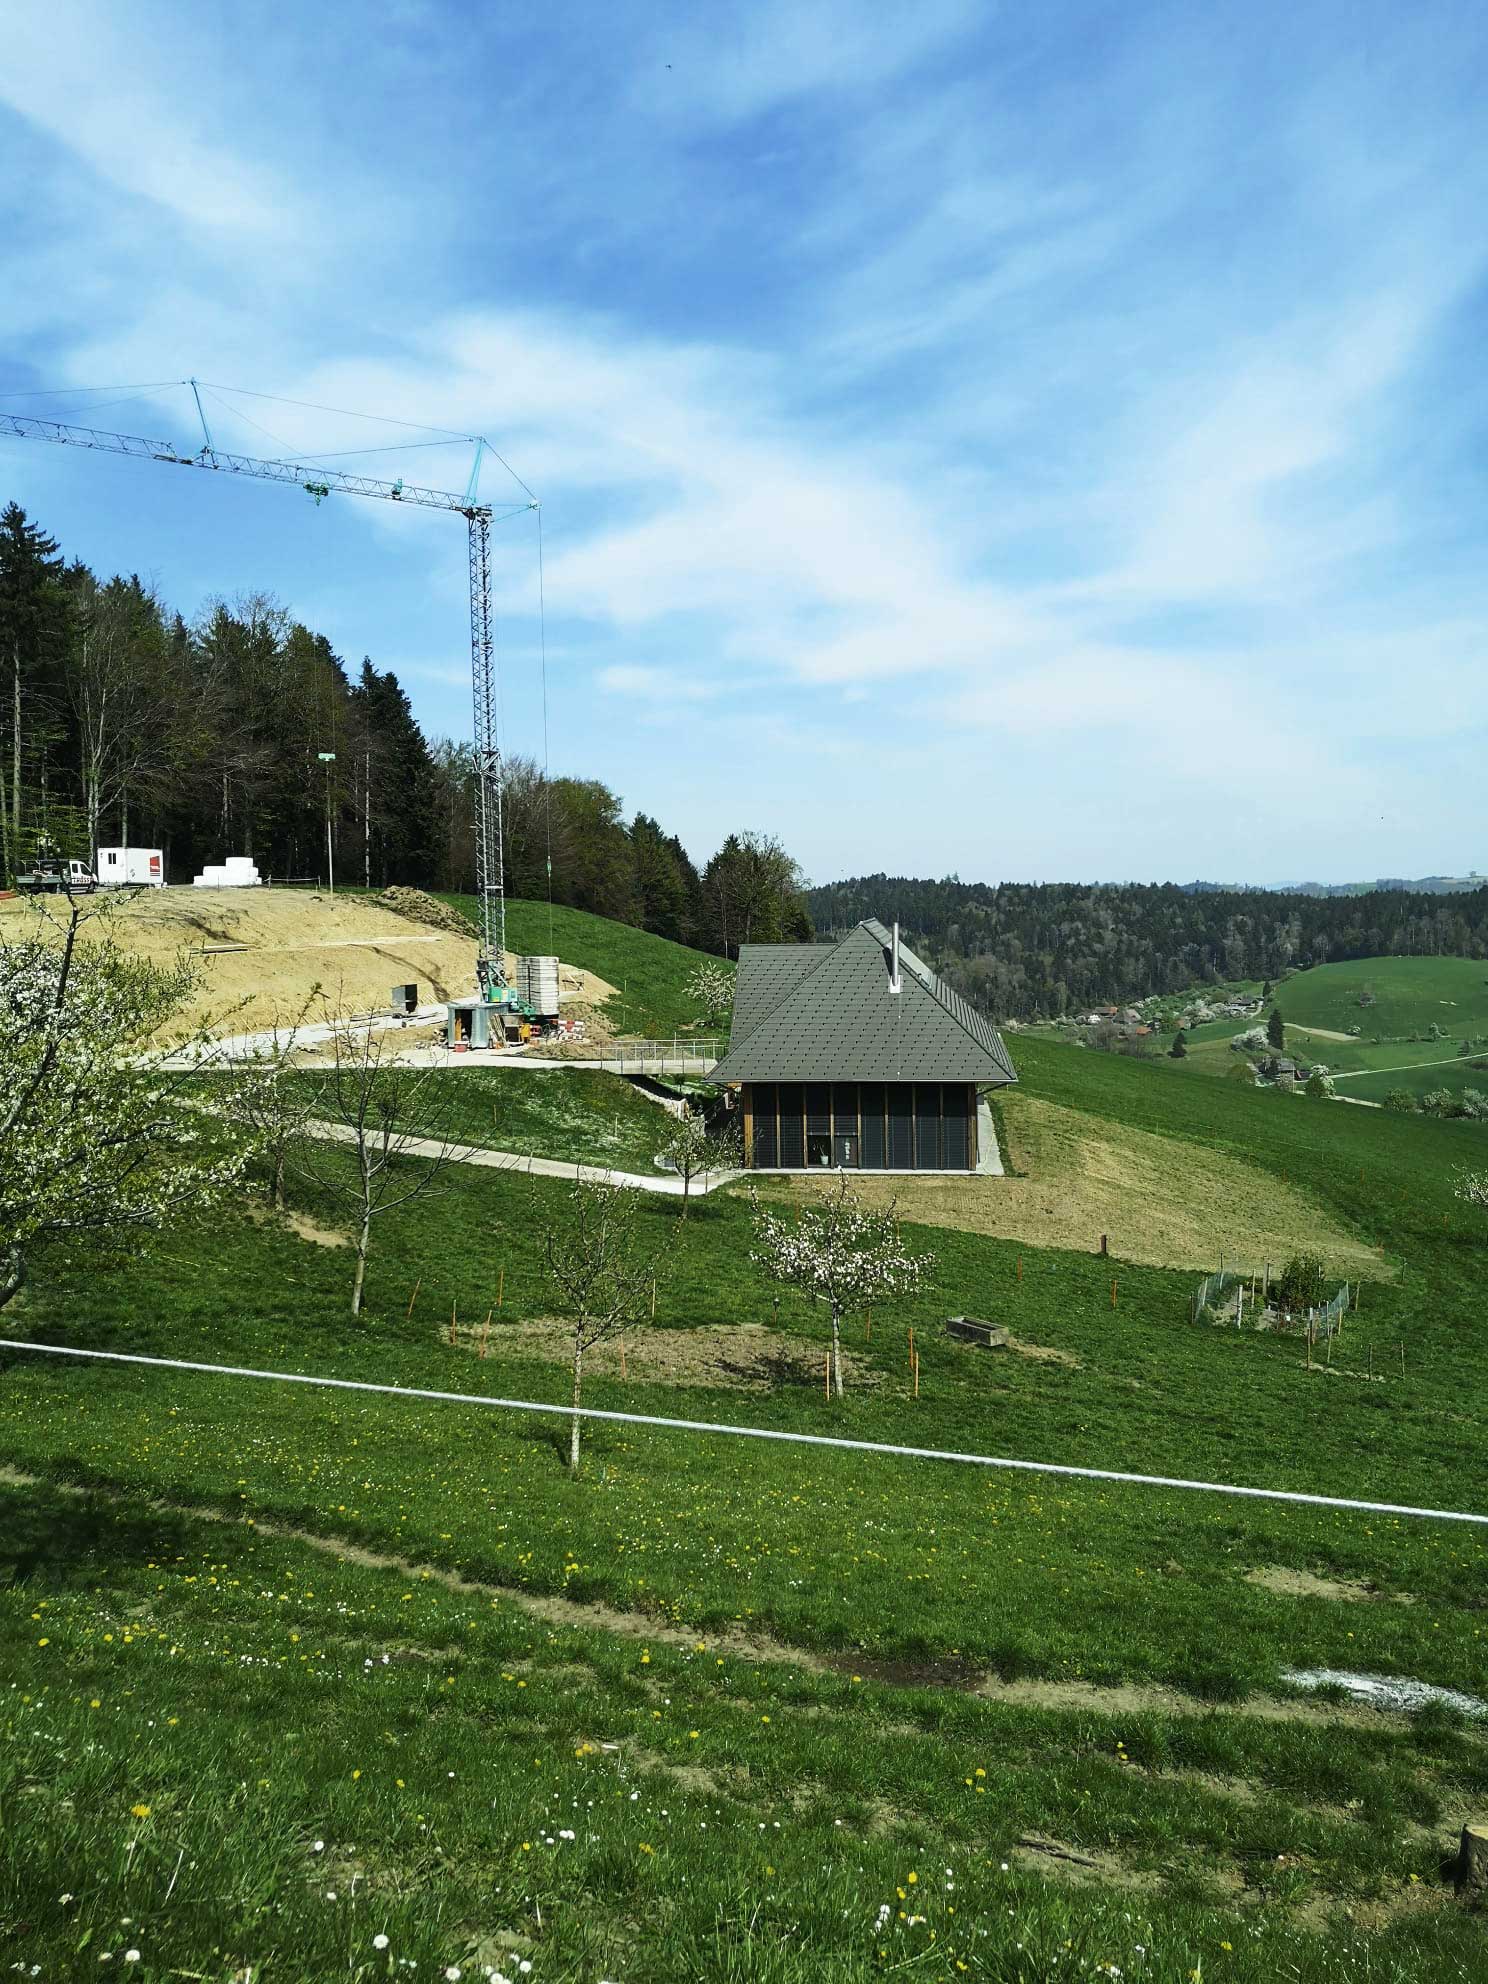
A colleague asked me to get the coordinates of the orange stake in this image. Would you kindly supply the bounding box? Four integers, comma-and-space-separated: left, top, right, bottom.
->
496, 1266, 505, 1310
1110, 1278, 1118, 1310
912, 1350, 920, 1398
406, 1278, 421, 1321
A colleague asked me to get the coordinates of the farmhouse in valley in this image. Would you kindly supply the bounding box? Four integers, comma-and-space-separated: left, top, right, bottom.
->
708, 919, 1017, 1171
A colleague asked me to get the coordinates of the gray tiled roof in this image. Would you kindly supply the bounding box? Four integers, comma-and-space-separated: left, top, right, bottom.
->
730, 943, 835, 1043
709, 922, 1017, 1086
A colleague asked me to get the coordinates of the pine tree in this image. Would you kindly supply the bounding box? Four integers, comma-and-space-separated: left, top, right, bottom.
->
0, 503, 70, 879
1267, 1006, 1286, 1050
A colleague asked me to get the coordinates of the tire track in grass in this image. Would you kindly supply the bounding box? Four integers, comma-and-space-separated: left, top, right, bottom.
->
0, 1464, 1434, 1734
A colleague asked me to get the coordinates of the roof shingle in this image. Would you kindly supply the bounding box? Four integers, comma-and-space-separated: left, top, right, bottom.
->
710, 922, 1017, 1086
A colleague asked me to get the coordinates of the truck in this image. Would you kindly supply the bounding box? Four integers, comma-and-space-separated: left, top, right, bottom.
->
14, 840, 98, 895
96, 846, 165, 888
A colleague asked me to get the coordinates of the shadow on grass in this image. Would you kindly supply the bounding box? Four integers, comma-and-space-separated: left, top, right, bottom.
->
0, 1484, 196, 1589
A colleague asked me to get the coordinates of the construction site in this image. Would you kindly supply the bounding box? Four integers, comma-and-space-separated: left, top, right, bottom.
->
0, 882, 617, 1048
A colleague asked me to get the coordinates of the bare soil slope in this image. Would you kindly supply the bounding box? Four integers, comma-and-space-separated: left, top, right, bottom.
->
0, 887, 616, 1036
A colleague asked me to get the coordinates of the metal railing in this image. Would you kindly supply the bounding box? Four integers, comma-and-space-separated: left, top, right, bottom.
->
592, 1036, 724, 1073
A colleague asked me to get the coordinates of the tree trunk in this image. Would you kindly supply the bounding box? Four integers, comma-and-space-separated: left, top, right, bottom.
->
0, 1246, 24, 1313
569, 1333, 585, 1473
831, 1304, 844, 1398
680, 1166, 691, 1221
351, 1208, 371, 1315
1457, 1823, 1488, 1895
11, 641, 21, 867
273, 1145, 286, 1212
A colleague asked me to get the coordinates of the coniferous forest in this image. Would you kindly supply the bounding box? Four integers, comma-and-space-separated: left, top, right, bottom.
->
0, 501, 811, 956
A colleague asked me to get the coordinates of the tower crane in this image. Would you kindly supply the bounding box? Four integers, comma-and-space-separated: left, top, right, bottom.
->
0, 391, 536, 993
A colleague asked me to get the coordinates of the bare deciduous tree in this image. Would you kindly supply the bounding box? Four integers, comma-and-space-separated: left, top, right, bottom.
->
291, 1020, 455, 1316
541, 1177, 661, 1472
223, 1023, 314, 1212
750, 1176, 933, 1397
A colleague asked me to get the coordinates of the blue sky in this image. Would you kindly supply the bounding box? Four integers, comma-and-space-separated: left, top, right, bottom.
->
3, 0, 1487, 886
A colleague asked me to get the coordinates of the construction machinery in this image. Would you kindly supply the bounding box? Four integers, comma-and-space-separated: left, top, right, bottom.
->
0, 386, 536, 996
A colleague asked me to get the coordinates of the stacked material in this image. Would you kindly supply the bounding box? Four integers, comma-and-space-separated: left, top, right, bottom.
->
193, 857, 263, 888
517, 953, 561, 1017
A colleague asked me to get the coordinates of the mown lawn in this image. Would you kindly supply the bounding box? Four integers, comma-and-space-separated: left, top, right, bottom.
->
294, 1065, 678, 1174
5, 1036, 1488, 1974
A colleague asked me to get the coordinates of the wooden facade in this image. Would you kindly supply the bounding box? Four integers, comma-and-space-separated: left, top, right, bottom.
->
742, 1080, 978, 1172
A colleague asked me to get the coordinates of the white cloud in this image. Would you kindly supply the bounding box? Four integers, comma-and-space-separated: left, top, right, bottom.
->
0, 8, 296, 237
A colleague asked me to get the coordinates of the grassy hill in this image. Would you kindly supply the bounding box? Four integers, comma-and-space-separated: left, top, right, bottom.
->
6, 1028, 1488, 1974
1128, 958, 1488, 1107
1276, 955, 1488, 1041
440, 894, 729, 1036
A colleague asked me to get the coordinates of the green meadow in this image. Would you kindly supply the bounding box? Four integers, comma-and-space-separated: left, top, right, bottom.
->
5, 983, 1488, 1974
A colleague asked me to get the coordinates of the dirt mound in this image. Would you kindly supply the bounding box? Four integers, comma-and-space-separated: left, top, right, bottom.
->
377, 887, 476, 937
0, 886, 616, 1041
0, 886, 476, 1036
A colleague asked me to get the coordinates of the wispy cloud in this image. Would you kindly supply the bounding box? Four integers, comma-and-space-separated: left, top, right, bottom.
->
4, 0, 1487, 881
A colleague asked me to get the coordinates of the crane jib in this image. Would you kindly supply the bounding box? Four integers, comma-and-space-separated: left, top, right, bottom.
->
2, 399, 532, 984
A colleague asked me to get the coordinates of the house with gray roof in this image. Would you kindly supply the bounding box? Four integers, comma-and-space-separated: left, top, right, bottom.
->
709, 919, 1016, 1172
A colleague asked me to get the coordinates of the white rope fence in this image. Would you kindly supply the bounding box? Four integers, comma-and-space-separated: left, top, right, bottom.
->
3, 1337, 1486, 1529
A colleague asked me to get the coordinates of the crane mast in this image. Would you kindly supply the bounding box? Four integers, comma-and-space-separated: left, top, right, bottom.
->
0, 405, 533, 988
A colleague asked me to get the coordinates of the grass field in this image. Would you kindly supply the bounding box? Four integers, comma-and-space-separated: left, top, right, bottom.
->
6, 1021, 1488, 1974
324, 1066, 678, 1174
1272, 957, 1488, 1042
439, 897, 728, 1037
1131, 959, 1488, 1112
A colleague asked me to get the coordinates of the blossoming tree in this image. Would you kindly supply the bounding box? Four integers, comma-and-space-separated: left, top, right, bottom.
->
750, 1176, 934, 1397
684, 960, 734, 1030
0, 899, 254, 1312
658, 1106, 741, 1220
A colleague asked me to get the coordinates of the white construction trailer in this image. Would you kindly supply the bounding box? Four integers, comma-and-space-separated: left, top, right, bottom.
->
96, 847, 165, 887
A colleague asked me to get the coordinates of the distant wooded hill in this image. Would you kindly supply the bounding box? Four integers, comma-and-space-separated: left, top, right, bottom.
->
804, 875, 1488, 1020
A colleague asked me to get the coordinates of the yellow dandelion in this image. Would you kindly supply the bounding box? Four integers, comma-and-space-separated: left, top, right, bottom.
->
130, 1804, 151, 1819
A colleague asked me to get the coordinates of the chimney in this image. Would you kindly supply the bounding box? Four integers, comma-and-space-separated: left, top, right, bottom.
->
889, 921, 901, 995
